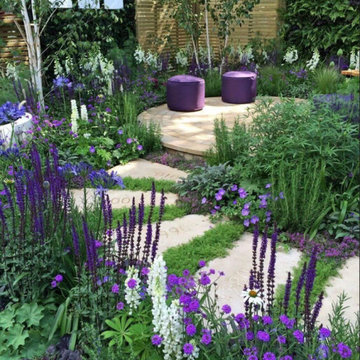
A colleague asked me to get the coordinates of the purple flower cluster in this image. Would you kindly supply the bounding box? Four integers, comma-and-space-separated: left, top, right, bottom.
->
0, 101, 26, 124
51, 274, 63, 288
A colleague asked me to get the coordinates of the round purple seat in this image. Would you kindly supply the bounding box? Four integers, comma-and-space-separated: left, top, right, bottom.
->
222, 71, 257, 104
167, 75, 205, 111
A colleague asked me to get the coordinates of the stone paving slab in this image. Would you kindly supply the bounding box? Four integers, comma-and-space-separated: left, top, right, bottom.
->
202, 232, 302, 315
71, 189, 178, 210
139, 97, 299, 156
114, 214, 213, 255
109, 159, 187, 182
318, 256, 359, 326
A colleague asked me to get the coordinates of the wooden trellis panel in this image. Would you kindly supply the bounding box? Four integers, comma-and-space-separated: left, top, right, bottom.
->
0, 11, 28, 65
136, 0, 283, 56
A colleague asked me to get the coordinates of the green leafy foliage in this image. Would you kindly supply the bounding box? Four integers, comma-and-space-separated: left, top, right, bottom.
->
313, 66, 343, 94
122, 177, 177, 193
0, 302, 56, 359
281, 0, 360, 57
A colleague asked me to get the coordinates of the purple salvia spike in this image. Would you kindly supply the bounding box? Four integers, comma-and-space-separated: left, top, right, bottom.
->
252, 225, 259, 273
129, 198, 136, 264
135, 194, 145, 260
3, 183, 15, 238
266, 228, 277, 313
71, 223, 80, 258
0, 202, 8, 246
243, 284, 249, 317
121, 214, 128, 261
295, 261, 307, 319
15, 177, 25, 239
304, 247, 318, 334
283, 272, 292, 316
310, 291, 324, 331
116, 221, 123, 266
142, 217, 152, 265
151, 190, 166, 262
82, 219, 96, 279
258, 226, 268, 299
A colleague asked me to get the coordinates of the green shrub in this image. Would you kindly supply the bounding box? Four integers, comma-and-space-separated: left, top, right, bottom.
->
313, 66, 343, 94
281, 0, 359, 57
257, 66, 287, 96
270, 159, 332, 232
204, 69, 221, 97
205, 119, 251, 166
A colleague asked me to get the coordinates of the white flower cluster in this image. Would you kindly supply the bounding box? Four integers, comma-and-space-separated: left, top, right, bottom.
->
306, 48, 320, 71
237, 45, 254, 65
149, 256, 184, 360
175, 48, 189, 67
349, 50, 360, 70
70, 99, 79, 133
6, 62, 19, 80
124, 266, 141, 315
82, 48, 114, 82
80, 104, 88, 122
283, 47, 298, 64
134, 45, 160, 69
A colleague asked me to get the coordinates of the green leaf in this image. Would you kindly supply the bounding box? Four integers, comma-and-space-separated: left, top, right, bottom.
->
0, 308, 15, 330
16, 303, 44, 327
7, 324, 29, 350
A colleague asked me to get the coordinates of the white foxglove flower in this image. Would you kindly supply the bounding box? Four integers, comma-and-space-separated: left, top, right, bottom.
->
70, 100, 79, 133
283, 47, 298, 64
134, 46, 145, 64
349, 50, 360, 70
124, 266, 141, 315
80, 105, 88, 121
306, 48, 320, 71
242, 288, 263, 306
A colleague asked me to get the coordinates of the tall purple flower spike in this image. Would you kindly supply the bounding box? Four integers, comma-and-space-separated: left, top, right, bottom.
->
258, 226, 268, 299
310, 291, 324, 331
283, 272, 292, 315
295, 261, 307, 320
266, 228, 277, 313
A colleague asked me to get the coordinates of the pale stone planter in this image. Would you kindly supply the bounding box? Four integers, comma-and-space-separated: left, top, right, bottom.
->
0, 113, 32, 149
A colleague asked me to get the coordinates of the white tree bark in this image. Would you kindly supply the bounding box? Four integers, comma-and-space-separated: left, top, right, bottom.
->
20, 0, 45, 111
204, 0, 212, 69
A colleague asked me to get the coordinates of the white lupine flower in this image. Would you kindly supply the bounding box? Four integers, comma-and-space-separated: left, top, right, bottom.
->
70, 100, 79, 133
124, 266, 141, 315
134, 46, 146, 64
145, 51, 159, 68
80, 105, 88, 121
306, 48, 320, 71
283, 47, 298, 64
83, 133, 91, 139
349, 50, 360, 70
148, 256, 184, 360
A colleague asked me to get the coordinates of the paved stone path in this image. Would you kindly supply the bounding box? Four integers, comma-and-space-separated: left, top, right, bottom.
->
318, 256, 359, 326
202, 232, 302, 315
71, 159, 359, 325
109, 159, 187, 182
71, 189, 178, 210
138, 97, 302, 157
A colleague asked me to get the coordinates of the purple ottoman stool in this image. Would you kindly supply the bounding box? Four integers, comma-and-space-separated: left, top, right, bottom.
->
167, 75, 205, 111
222, 71, 257, 104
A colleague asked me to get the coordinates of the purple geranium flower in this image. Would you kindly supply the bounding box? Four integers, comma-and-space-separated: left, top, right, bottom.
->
198, 260, 206, 267
222, 304, 232, 314
127, 279, 137, 289
116, 302, 124, 310
89, 145, 96, 153
54, 274, 63, 283
126, 138, 133, 144
111, 283, 119, 293
257, 330, 270, 342
186, 324, 197, 336
183, 343, 194, 354
152, 334, 162, 346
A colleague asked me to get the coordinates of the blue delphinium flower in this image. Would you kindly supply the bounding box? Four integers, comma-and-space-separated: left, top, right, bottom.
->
0, 101, 26, 125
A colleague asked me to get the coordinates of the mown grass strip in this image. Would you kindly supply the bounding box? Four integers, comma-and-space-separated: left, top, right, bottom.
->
163, 222, 244, 276
112, 204, 188, 225
275, 255, 341, 310
121, 177, 177, 193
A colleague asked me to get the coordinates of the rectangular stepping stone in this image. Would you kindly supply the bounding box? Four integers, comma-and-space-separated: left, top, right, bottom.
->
202, 232, 302, 315
70, 189, 178, 210
318, 256, 359, 326
109, 159, 187, 182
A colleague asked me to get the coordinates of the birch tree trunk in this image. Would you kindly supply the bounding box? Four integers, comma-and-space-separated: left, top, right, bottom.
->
219, 29, 229, 75
204, 0, 212, 69
20, 0, 45, 111
191, 35, 201, 72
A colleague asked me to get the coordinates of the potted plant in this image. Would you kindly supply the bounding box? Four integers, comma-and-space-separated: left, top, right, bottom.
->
0, 101, 32, 148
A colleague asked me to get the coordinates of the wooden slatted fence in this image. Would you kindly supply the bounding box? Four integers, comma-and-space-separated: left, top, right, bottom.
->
0, 11, 28, 66
136, 0, 284, 56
